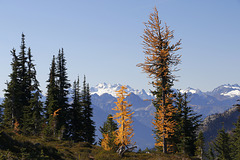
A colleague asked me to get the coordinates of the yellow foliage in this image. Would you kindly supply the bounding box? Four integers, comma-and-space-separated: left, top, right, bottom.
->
137, 7, 181, 82
152, 93, 177, 147
51, 108, 61, 117
112, 86, 135, 148
13, 120, 20, 135
101, 133, 111, 151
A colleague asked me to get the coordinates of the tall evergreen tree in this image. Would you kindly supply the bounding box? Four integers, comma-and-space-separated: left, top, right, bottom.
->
82, 76, 95, 144
100, 114, 118, 151
18, 34, 30, 120
22, 48, 43, 135
56, 48, 71, 139
3, 48, 21, 128
174, 92, 202, 155
137, 7, 181, 153
45, 55, 59, 137
195, 131, 205, 160
206, 143, 215, 160
213, 126, 232, 160
69, 77, 84, 142
3, 34, 42, 133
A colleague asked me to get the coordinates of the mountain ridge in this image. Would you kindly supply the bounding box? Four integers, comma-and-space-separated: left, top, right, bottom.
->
90, 83, 240, 99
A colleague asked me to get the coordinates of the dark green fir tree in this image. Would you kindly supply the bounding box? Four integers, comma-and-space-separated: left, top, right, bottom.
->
18, 34, 30, 118
213, 126, 232, 160
2, 48, 21, 128
56, 48, 71, 139
22, 48, 43, 135
206, 143, 215, 160
174, 92, 202, 156
3, 34, 42, 133
82, 76, 95, 144
3, 34, 28, 128
45, 55, 59, 137
99, 114, 118, 151
69, 76, 84, 142
195, 131, 204, 160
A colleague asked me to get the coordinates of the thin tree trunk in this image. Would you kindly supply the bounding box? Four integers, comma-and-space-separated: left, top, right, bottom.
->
162, 78, 167, 153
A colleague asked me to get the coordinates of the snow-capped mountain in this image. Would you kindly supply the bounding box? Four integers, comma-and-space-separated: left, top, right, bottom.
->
90, 83, 153, 100
211, 84, 240, 97
180, 87, 203, 95
180, 84, 240, 99
90, 83, 240, 118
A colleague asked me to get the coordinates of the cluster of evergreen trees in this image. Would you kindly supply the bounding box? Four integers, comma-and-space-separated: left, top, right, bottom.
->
0, 34, 95, 143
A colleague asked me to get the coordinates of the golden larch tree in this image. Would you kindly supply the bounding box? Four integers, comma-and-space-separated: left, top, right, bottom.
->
101, 132, 114, 151
152, 93, 177, 152
112, 85, 135, 156
137, 7, 181, 153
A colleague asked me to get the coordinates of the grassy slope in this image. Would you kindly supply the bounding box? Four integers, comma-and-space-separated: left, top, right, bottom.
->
0, 127, 194, 160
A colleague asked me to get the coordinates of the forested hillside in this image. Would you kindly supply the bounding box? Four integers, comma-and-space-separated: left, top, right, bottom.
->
202, 105, 240, 146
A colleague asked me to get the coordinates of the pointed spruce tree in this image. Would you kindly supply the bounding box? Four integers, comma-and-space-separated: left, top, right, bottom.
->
137, 7, 181, 153
56, 48, 71, 139
3, 34, 42, 133
18, 34, 30, 123
174, 92, 202, 155
22, 48, 43, 135
2, 48, 21, 128
213, 126, 232, 160
195, 131, 205, 160
82, 76, 95, 144
45, 55, 59, 137
69, 76, 84, 142
206, 143, 215, 160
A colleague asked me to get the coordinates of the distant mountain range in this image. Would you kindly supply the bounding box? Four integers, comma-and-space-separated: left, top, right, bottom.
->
90, 83, 240, 149
0, 83, 240, 149
91, 83, 240, 117
90, 83, 153, 100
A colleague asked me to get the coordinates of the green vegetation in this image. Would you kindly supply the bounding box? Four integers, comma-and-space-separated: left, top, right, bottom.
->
0, 126, 194, 160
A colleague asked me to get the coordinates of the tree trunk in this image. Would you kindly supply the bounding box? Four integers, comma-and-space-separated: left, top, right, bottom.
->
162, 78, 167, 153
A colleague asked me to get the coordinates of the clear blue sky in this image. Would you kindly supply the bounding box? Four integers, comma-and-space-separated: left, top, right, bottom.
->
0, 0, 240, 97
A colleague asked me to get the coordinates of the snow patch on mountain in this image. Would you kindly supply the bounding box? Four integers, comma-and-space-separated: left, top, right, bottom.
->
212, 84, 240, 97
221, 90, 240, 97
90, 83, 153, 100
223, 84, 240, 90
180, 87, 202, 95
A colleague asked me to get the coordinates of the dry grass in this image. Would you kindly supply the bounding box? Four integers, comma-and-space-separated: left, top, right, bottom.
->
0, 126, 196, 160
